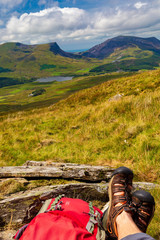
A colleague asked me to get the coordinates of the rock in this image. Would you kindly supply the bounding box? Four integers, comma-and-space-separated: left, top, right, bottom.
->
0, 178, 28, 184
0, 162, 114, 182
0, 161, 113, 229
0, 230, 17, 240
0, 180, 159, 230
108, 94, 123, 102
133, 182, 160, 190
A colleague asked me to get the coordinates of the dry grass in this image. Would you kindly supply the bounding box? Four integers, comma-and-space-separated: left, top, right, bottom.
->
147, 188, 160, 240
0, 179, 26, 197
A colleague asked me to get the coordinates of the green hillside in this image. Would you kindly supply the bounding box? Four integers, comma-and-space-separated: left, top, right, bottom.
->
90, 47, 160, 73
0, 42, 101, 87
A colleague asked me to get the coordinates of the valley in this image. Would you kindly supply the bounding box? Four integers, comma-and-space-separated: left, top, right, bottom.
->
1, 36, 160, 115
0, 36, 160, 89
0, 72, 133, 114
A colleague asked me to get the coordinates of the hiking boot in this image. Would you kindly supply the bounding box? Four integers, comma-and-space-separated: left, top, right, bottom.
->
106, 166, 133, 238
131, 190, 155, 233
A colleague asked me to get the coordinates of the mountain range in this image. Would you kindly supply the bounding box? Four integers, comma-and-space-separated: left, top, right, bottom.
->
0, 35, 160, 87
1, 35, 160, 60
3, 35, 160, 59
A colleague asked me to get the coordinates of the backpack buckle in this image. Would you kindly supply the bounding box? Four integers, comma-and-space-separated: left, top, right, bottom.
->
54, 201, 63, 210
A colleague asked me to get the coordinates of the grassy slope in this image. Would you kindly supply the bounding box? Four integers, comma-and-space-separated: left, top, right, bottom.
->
91, 47, 160, 73
147, 188, 160, 239
0, 69, 160, 238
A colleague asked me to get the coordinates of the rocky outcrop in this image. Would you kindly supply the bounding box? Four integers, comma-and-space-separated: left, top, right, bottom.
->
0, 161, 159, 234
0, 183, 108, 230
0, 161, 113, 182
0, 161, 113, 231
49, 42, 81, 59
0, 181, 159, 230
108, 94, 123, 102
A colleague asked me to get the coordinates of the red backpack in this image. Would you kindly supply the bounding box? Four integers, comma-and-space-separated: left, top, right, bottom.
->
14, 195, 103, 240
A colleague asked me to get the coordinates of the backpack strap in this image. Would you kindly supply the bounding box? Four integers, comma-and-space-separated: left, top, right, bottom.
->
48, 194, 65, 211
14, 224, 29, 239
86, 202, 98, 234
38, 199, 52, 214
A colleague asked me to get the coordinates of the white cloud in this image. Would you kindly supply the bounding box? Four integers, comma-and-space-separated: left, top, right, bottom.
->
0, 2, 160, 48
0, 0, 23, 16
134, 2, 148, 9
5, 7, 88, 37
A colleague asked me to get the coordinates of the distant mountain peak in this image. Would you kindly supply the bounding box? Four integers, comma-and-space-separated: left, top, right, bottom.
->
49, 42, 81, 59
14, 41, 81, 59
81, 36, 160, 59
49, 42, 62, 54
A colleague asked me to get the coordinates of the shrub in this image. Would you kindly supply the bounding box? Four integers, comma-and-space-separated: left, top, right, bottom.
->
30, 88, 46, 97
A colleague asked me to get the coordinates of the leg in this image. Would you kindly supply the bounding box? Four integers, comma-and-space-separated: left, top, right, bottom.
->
116, 210, 141, 240
105, 166, 134, 238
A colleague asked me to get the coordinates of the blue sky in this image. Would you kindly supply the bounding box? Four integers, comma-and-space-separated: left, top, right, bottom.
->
0, 0, 160, 50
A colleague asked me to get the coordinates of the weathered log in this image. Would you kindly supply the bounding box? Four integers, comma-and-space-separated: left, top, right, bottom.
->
0, 161, 114, 182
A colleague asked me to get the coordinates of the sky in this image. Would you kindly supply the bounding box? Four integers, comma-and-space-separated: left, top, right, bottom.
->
0, 0, 160, 50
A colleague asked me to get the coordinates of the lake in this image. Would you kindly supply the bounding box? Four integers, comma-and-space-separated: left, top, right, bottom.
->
35, 76, 73, 83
